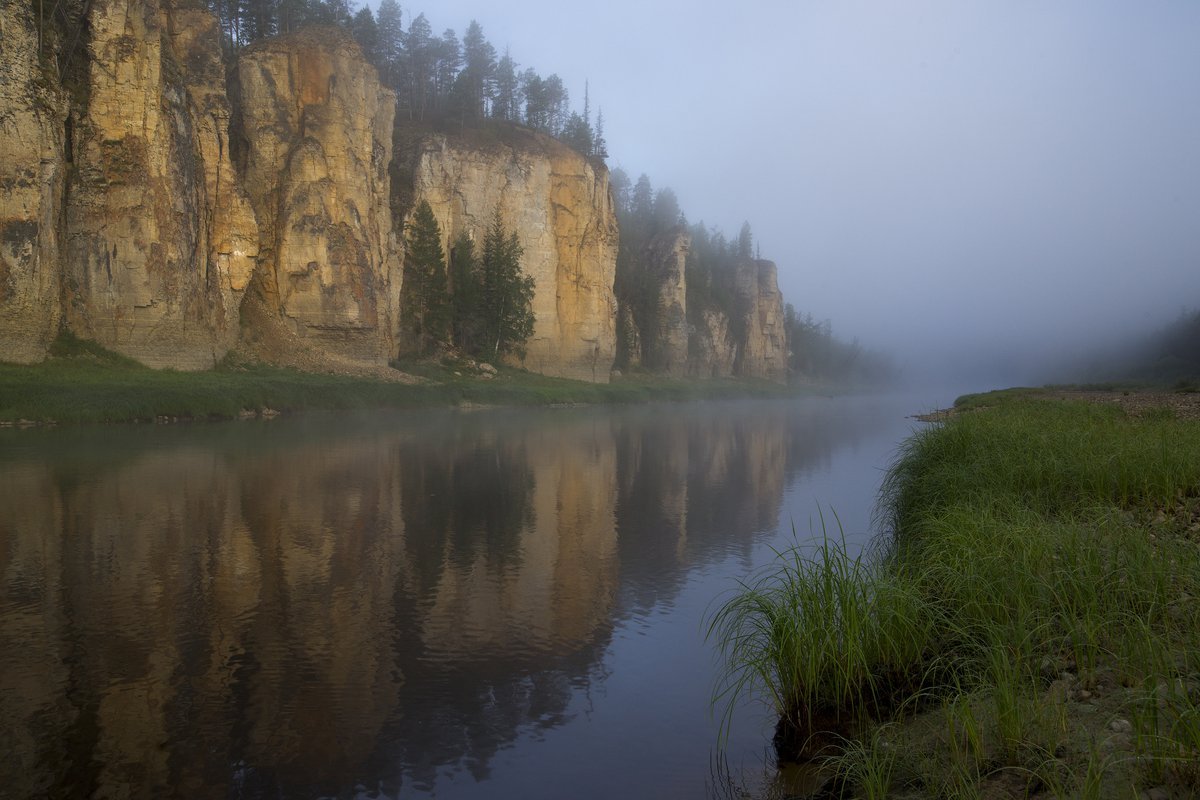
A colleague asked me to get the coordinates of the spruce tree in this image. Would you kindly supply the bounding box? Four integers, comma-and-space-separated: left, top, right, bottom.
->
560, 111, 593, 156
402, 201, 451, 355
593, 109, 608, 160
479, 212, 535, 361
450, 233, 481, 352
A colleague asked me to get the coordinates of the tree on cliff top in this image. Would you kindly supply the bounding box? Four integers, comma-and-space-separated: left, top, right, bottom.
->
453, 20, 496, 119
402, 201, 451, 355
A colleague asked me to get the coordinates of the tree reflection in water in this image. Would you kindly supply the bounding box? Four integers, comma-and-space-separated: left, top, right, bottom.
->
0, 399, 894, 798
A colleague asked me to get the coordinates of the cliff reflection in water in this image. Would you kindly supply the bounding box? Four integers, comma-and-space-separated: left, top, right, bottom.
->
0, 400, 886, 798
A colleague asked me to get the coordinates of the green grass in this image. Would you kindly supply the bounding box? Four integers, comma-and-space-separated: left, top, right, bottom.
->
710, 391, 1200, 798
0, 333, 804, 424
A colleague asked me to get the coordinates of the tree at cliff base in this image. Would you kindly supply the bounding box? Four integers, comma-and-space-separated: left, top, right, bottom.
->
445, 214, 534, 364
478, 212, 534, 362
401, 201, 451, 356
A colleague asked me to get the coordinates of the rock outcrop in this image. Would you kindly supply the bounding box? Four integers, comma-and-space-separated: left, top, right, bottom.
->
622, 229, 689, 376
63, 0, 258, 369
407, 131, 618, 381
236, 29, 400, 365
617, 242, 788, 383
689, 309, 737, 378
0, 3, 67, 363
733, 259, 787, 382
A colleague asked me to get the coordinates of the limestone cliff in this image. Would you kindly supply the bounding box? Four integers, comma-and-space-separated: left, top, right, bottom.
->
0, 3, 67, 363
689, 308, 737, 378
63, 0, 258, 369
618, 239, 788, 383
236, 29, 400, 365
733, 259, 787, 382
619, 229, 690, 376
1, 4, 794, 382
406, 130, 618, 381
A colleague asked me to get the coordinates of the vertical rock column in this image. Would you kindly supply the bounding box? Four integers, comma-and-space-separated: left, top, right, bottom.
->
734, 259, 788, 383
64, 0, 257, 369
236, 29, 400, 366
0, 3, 67, 363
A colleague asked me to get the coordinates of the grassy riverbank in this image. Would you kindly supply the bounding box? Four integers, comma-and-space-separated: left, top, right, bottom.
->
0, 336, 802, 425
712, 390, 1200, 798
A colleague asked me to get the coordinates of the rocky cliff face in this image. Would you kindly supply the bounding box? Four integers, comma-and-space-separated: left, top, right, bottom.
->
408, 131, 618, 381
689, 309, 737, 378
0, 3, 67, 363
618, 243, 788, 383
236, 29, 400, 365
3, 8, 401, 372
733, 259, 787, 382
63, 0, 258, 369
623, 229, 689, 376
2, 5, 789, 383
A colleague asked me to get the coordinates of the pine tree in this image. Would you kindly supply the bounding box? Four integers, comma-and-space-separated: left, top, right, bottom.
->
522, 70, 546, 129
493, 49, 520, 121
543, 74, 569, 134
404, 13, 435, 120
479, 212, 535, 361
456, 20, 496, 119
350, 6, 379, 67
374, 0, 403, 88
402, 201, 451, 354
242, 0, 277, 43
434, 28, 462, 108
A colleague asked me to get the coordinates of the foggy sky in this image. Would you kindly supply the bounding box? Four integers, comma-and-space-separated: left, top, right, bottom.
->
378, 0, 1200, 384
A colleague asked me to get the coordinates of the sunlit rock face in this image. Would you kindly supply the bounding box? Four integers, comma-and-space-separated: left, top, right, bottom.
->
408, 131, 618, 381
63, 0, 258, 369
734, 259, 788, 383
237, 29, 400, 365
0, 3, 67, 363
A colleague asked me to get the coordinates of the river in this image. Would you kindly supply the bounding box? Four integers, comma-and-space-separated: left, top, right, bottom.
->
0, 391, 957, 799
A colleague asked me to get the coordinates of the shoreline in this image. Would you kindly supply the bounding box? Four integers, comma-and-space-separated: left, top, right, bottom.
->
712, 387, 1200, 799
0, 353, 835, 427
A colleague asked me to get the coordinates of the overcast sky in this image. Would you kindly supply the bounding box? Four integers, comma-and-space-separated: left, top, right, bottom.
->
378, 0, 1200, 383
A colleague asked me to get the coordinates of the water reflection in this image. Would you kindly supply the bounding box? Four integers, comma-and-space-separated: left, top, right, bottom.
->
0, 399, 896, 798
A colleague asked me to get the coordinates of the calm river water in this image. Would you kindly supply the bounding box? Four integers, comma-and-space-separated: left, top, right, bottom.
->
0, 392, 955, 799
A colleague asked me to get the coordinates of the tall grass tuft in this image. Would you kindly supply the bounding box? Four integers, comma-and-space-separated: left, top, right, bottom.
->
708, 525, 931, 751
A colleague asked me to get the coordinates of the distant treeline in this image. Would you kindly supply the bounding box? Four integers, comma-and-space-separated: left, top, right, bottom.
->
1072, 308, 1200, 386
611, 169, 898, 386
203, 0, 607, 158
